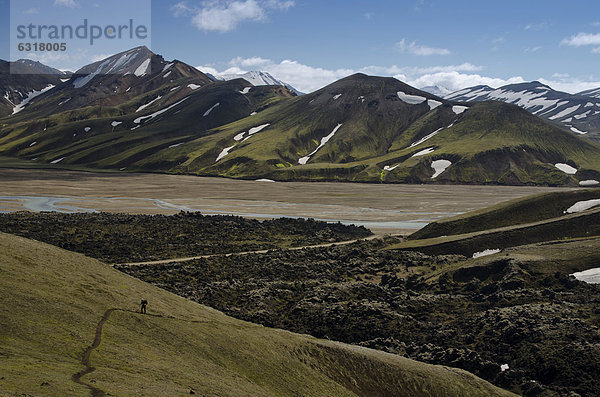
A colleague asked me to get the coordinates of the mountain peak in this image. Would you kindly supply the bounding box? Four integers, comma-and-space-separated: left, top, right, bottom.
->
218, 70, 303, 95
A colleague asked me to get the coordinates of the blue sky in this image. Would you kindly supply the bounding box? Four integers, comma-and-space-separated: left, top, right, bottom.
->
1, 0, 600, 93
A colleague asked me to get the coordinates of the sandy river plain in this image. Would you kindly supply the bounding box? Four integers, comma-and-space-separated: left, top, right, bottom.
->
0, 169, 569, 235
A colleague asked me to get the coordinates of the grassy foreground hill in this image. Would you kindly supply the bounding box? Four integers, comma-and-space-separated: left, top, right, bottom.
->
0, 232, 514, 396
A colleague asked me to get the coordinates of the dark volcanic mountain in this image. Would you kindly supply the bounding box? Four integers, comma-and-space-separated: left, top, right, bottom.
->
446, 81, 600, 141
0, 59, 66, 118
1, 49, 600, 186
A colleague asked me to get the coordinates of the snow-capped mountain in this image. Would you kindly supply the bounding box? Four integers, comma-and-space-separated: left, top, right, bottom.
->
217, 71, 303, 95
446, 82, 600, 140
420, 85, 453, 98
578, 87, 600, 100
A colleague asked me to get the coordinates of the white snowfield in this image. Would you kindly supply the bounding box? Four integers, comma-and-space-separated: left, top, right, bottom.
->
248, 124, 270, 135
84, 127, 91, 132
188, 84, 202, 90
203, 103, 220, 117
235, 124, 271, 142
383, 164, 400, 171
409, 123, 453, 148
412, 147, 435, 157
163, 71, 172, 78
452, 105, 468, 115
500, 364, 510, 372
134, 58, 151, 77
255, 179, 275, 182
58, 98, 71, 106
168, 142, 184, 148
427, 99, 442, 110
12, 85, 55, 115
170, 86, 179, 92
579, 180, 600, 186
549, 105, 580, 120
111, 121, 122, 127
239, 87, 252, 94
29, 141, 37, 147
299, 124, 343, 165
446, 86, 582, 119
431, 159, 451, 178
570, 126, 587, 135
554, 163, 577, 174
134, 97, 189, 124
565, 199, 600, 214
397, 91, 426, 105
333, 94, 342, 100
162, 63, 174, 72
50, 157, 65, 164
73, 59, 111, 88
234, 132, 246, 141
571, 268, 600, 284
216, 145, 235, 162
472, 249, 501, 259
136, 96, 162, 112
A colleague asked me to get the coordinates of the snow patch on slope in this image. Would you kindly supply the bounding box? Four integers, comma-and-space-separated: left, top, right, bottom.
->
431, 159, 451, 178
203, 103, 220, 117
134, 58, 151, 77
554, 163, 577, 174
216, 145, 235, 162
12, 85, 55, 114
397, 91, 426, 105
566, 199, 600, 214
134, 97, 189, 124
136, 96, 162, 112
299, 124, 343, 165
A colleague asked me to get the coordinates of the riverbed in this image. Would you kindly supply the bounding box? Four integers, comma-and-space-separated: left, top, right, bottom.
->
0, 169, 569, 235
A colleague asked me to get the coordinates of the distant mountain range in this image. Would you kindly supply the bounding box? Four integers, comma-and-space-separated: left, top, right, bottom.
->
212, 70, 304, 95
420, 85, 453, 98
1, 46, 600, 187
446, 82, 600, 141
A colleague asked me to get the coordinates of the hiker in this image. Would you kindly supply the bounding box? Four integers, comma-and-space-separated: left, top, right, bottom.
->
140, 299, 148, 314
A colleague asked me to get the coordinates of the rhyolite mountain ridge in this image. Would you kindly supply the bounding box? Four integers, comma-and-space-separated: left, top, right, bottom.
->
1, 46, 600, 187
446, 82, 600, 141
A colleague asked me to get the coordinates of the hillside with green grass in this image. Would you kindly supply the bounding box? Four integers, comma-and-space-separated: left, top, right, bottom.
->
0, 232, 515, 396
2, 48, 600, 186
411, 187, 600, 239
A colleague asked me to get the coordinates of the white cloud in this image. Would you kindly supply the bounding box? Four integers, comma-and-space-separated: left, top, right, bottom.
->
54, 0, 79, 8
364, 12, 374, 20
592, 21, 600, 27
395, 39, 451, 56
173, 0, 294, 33
560, 32, 600, 47
414, 0, 426, 11
540, 75, 600, 93
492, 36, 504, 44
592, 47, 600, 54
171, 2, 193, 17
524, 46, 542, 53
229, 56, 271, 67
405, 71, 525, 93
524, 22, 549, 31
23, 8, 39, 14
197, 56, 599, 95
